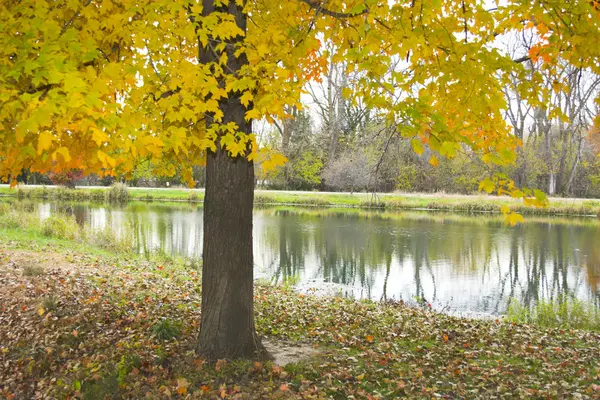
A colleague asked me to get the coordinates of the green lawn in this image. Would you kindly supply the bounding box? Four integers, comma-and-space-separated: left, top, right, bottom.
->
2, 185, 600, 216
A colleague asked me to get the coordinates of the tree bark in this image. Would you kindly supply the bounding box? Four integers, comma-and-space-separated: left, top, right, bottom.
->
196, 0, 266, 361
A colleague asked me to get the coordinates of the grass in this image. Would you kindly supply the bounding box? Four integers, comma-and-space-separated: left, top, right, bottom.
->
3, 185, 600, 216
506, 297, 600, 331
152, 319, 183, 341
22, 264, 45, 276
1, 228, 600, 399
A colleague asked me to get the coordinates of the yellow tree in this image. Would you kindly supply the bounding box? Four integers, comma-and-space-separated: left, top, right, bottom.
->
1, 0, 599, 359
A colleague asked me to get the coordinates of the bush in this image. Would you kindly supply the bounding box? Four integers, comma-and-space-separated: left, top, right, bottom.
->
323, 152, 374, 192
105, 183, 129, 202
41, 214, 79, 240
15, 185, 29, 199
90, 223, 135, 253
0, 203, 39, 230
187, 191, 199, 202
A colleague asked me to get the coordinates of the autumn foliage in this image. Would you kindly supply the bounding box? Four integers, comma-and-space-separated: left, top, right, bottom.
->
1, 0, 599, 197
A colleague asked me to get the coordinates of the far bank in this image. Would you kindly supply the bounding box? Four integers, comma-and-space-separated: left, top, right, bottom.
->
1, 184, 600, 217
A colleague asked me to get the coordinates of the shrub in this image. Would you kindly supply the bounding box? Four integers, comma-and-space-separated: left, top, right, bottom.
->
0, 203, 40, 230
187, 191, 199, 202
116, 354, 142, 385
106, 182, 129, 202
41, 214, 79, 239
90, 223, 135, 253
89, 189, 105, 201
15, 185, 30, 199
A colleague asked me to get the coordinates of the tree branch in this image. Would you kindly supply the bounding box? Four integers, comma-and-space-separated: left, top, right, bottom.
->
299, 0, 368, 19
512, 55, 530, 64
151, 87, 182, 101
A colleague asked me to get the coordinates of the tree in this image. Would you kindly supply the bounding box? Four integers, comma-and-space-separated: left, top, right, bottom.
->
48, 169, 85, 188
2, 0, 600, 360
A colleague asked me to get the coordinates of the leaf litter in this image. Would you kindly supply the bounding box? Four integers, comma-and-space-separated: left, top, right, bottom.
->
0, 242, 599, 399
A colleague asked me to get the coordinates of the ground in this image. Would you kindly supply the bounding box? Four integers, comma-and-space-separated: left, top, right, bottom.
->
1, 240, 600, 399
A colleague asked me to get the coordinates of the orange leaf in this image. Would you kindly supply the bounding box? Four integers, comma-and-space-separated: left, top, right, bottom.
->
429, 155, 439, 167
176, 378, 189, 396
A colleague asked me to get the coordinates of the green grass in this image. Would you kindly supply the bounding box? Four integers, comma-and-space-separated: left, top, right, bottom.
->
151, 319, 183, 341
506, 297, 600, 331
3, 185, 600, 216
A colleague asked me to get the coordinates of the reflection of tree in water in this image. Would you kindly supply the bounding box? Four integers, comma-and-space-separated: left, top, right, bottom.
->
496, 222, 599, 311
313, 214, 383, 299
31, 202, 600, 312
265, 210, 310, 284
261, 209, 600, 311
583, 245, 600, 307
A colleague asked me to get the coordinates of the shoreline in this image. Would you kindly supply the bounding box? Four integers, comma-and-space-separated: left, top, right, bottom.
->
2, 185, 600, 217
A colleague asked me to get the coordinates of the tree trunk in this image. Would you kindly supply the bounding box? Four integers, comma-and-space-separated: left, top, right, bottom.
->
196, 0, 266, 361
196, 144, 265, 360
565, 129, 584, 195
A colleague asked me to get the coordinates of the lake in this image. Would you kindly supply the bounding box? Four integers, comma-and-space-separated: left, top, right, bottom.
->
19, 201, 600, 316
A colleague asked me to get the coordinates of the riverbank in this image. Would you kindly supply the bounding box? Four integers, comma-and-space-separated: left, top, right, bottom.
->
1, 224, 600, 398
2, 185, 600, 217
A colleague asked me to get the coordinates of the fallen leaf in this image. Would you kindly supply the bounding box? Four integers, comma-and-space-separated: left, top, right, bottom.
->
176, 378, 189, 396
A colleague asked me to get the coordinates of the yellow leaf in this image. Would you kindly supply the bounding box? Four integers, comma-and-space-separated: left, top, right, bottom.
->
411, 138, 424, 156
245, 108, 261, 121
479, 179, 495, 194
240, 91, 253, 107
261, 152, 288, 172
97, 150, 116, 168
38, 308, 45, 316
91, 128, 108, 146
37, 131, 53, 155
53, 147, 71, 162
506, 212, 524, 227
429, 155, 439, 167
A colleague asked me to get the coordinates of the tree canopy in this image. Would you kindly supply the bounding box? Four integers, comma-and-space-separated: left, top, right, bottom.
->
2, 0, 599, 195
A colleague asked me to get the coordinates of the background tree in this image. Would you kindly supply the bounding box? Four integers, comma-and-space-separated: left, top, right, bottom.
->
2, 0, 600, 360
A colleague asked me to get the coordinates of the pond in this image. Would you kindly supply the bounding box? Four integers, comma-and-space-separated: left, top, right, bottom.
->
17, 201, 600, 316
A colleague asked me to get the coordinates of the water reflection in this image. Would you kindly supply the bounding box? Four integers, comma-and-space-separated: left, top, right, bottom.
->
20, 201, 600, 316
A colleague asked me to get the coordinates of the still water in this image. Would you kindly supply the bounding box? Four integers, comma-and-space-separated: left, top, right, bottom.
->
30, 201, 600, 316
